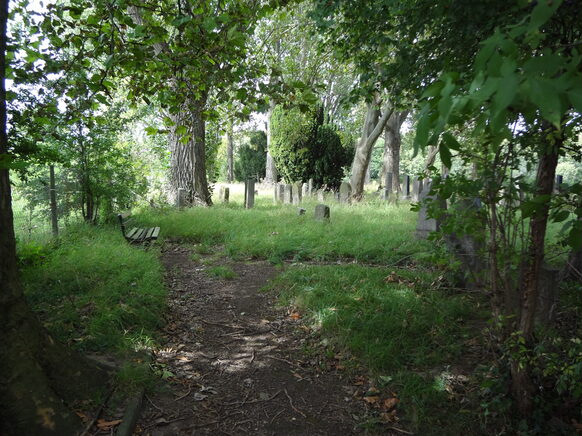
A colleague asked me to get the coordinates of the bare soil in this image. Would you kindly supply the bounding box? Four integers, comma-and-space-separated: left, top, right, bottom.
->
134, 243, 379, 436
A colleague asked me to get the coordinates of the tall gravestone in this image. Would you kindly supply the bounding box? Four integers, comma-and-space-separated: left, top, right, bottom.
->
317, 189, 325, 202
278, 184, 285, 203
245, 179, 255, 209
308, 179, 314, 197
555, 174, 564, 193
314, 204, 330, 221
415, 181, 439, 238
273, 184, 279, 204
302, 183, 308, 198
412, 177, 423, 202
222, 187, 229, 203
293, 183, 302, 205
176, 188, 186, 209
284, 184, 293, 204
403, 175, 411, 199
339, 182, 351, 203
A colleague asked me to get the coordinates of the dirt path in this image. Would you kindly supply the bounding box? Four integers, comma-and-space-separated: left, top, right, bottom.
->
136, 243, 371, 436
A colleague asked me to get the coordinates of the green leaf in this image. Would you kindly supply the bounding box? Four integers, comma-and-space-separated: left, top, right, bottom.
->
529, 78, 562, 126
145, 126, 158, 135
442, 132, 461, 151
439, 142, 452, 169
528, 0, 563, 32
552, 210, 570, 223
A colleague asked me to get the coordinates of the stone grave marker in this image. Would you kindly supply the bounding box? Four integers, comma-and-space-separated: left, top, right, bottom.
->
297, 208, 306, 215
292, 183, 302, 205
302, 183, 308, 198
308, 179, 314, 196
415, 181, 439, 238
317, 189, 325, 202
278, 184, 285, 203
314, 204, 330, 221
411, 177, 423, 202
403, 175, 411, 199
245, 179, 255, 209
339, 182, 351, 203
222, 187, 229, 203
284, 184, 293, 204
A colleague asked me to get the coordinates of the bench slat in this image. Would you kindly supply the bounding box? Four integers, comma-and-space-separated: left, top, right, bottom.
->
125, 228, 139, 240
144, 227, 155, 240
151, 227, 160, 240
130, 228, 145, 242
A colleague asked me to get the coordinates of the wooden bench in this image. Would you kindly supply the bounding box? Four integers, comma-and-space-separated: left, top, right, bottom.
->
117, 213, 160, 244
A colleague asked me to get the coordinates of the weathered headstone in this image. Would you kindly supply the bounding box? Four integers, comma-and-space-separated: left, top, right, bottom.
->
297, 208, 306, 215
415, 181, 439, 238
317, 189, 325, 202
403, 175, 411, 199
273, 184, 279, 204
302, 183, 308, 198
314, 204, 330, 221
222, 187, 229, 203
339, 182, 351, 203
284, 184, 293, 204
555, 174, 563, 193
278, 184, 285, 203
308, 179, 314, 197
176, 188, 186, 209
245, 179, 255, 209
218, 186, 224, 201
293, 183, 302, 205
411, 177, 423, 202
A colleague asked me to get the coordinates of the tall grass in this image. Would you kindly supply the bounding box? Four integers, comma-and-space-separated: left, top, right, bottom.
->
19, 224, 166, 353
137, 197, 428, 264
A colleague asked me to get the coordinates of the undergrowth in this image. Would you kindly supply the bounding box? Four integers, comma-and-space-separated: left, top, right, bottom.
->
19, 224, 166, 354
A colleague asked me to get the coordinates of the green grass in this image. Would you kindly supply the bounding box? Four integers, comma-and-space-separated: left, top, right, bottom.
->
19, 224, 166, 353
272, 264, 488, 434
136, 198, 428, 264
207, 265, 237, 279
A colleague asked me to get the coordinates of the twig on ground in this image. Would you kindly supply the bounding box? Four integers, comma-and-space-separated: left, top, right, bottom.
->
249, 349, 256, 364
145, 394, 164, 413
174, 387, 192, 401
200, 319, 244, 329
284, 389, 307, 418
79, 386, 116, 436
223, 390, 281, 406
270, 409, 284, 424
144, 416, 188, 430
266, 355, 302, 369
386, 426, 414, 435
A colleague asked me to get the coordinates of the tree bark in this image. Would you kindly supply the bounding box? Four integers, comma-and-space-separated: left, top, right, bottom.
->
168, 95, 212, 206
511, 127, 562, 416
0, 2, 104, 433
380, 111, 408, 193
226, 122, 234, 183
350, 96, 394, 200
265, 101, 278, 184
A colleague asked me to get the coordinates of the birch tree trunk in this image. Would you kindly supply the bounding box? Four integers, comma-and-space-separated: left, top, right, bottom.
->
350, 96, 394, 200
226, 122, 234, 183
380, 111, 408, 193
168, 95, 212, 206
265, 100, 278, 184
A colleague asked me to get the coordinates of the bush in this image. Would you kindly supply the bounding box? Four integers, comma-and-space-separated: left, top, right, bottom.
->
234, 130, 267, 181
270, 105, 353, 189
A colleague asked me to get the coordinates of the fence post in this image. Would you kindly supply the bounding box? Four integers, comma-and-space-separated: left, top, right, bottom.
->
49, 165, 58, 236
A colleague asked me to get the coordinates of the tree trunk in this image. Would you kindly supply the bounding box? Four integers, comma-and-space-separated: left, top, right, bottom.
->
168, 95, 212, 206
265, 101, 278, 184
350, 96, 394, 200
511, 128, 562, 416
0, 2, 104, 432
226, 122, 234, 183
380, 111, 408, 193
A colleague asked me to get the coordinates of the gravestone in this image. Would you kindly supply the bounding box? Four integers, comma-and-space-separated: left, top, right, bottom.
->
297, 208, 306, 215
218, 186, 224, 201
176, 188, 186, 209
302, 183, 308, 198
293, 183, 302, 205
415, 181, 439, 238
308, 179, 314, 196
284, 184, 293, 204
555, 174, 563, 193
278, 184, 285, 203
339, 182, 351, 203
317, 189, 325, 202
314, 204, 330, 221
245, 179, 255, 209
273, 184, 279, 204
222, 187, 229, 203
411, 177, 423, 202
403, 175, 411, 199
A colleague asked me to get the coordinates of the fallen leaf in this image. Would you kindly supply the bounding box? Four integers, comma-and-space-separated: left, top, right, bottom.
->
193, 393, 208, 401
363, 396, 380, 404
380, 410, 398, 423
289, 311, 301, 320
382, 397, 399, 410
96, 419, 123, 430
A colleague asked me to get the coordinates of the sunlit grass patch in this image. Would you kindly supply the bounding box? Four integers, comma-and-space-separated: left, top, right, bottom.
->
207, 265, 237, 280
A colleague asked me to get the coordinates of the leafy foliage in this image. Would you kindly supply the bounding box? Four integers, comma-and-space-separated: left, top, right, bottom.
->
270, 105, 353, 188
234, 130, 267, 181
